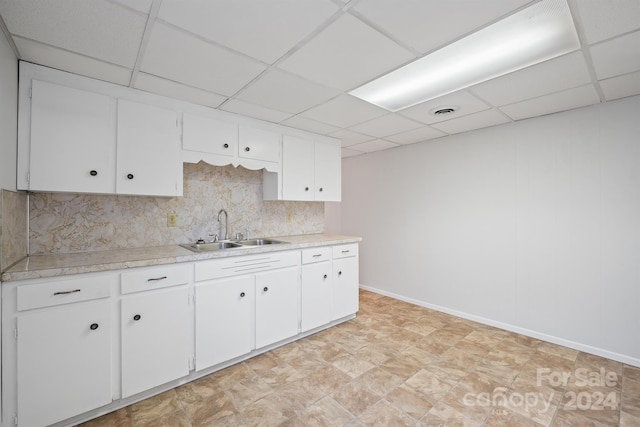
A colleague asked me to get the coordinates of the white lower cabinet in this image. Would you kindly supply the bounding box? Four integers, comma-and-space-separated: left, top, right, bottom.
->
195, 276, 254, 371
301, 260, 333, 332
121, 286, 190, 398
332, 244, 360, 320
3, 242, 359, 427
332, 257, 359, 320
17, 300, 112, 427
255, 267, 300, 348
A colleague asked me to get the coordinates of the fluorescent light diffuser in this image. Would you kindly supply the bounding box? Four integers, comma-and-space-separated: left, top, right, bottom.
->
349, 0, 580, 112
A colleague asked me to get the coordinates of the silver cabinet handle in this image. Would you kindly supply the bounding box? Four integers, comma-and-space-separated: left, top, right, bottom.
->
53, 289, 81, 295
312, 254, 322, 258
147, 276, 167, 282
341, 250, 350, 253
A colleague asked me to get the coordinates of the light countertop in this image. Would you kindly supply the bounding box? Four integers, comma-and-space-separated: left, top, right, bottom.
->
1, 234, 361, 282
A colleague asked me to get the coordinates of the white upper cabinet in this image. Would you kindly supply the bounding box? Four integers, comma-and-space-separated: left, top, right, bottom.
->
273, 135, 341, 202
238, 126, 281, 163
314, 142, 341, 201
116, 100, 182, 197
182, 113, 238, 159
28, 80, 116, 194
18, 63, 183, 197
181, 114, 281, 171
18, 63, 341, 200
282, 135, 315, 201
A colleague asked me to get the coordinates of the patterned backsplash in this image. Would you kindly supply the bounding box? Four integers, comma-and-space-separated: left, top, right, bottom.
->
1, 189, 28, 269
28, 162, 325, 255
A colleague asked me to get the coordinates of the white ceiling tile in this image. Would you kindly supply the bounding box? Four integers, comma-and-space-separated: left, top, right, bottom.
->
352, 0, 531, 54
220, 99, 293, 123
399, 91, 490, 124
158, 0, 338, 64
329, 129, 375, 147
348, 139, 400, 153
13, 37, 132, 85
599, 72, 640, 101
278, 13, 415, 91
134, 73, 227, 108
500, 85, 601, 121
280, 116, 341, 134
574, 0, 640, 44
299, 94, 387, 128
236, 69, 340, 114
141, 23, 267, 96
590, 31, 640, 80
348, 113, 423, 137
384, 126, 446, 145
342, 148, 364, 158
0, 0, 146, 67
471, 52, 593, 106
109, 0, 153, 14
432, 109, 510, 134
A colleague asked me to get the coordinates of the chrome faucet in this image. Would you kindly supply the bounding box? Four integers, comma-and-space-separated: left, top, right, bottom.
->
217, 209, 229, 240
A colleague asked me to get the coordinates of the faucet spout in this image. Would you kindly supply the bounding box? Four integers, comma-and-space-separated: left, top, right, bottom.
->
217, 209, 229, 240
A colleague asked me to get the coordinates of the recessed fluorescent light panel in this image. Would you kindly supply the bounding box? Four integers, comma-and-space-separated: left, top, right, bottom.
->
349, 0, 580, 112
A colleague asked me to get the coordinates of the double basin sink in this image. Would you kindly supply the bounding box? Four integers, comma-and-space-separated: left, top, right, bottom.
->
180, 238, 285, 253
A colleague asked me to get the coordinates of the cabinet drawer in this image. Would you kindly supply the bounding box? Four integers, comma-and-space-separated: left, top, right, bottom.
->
332, 244, 358, 259
121, 264, 192, 294
195, 251, 299, 281
302, 247, 332, 264
17, 274, 116, 311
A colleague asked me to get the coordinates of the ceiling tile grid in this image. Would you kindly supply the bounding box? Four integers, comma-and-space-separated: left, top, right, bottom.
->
1, 0, 639, 158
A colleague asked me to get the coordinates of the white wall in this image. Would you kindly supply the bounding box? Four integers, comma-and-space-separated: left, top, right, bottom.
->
0, 29, 17, 191
340, 96, 640, 366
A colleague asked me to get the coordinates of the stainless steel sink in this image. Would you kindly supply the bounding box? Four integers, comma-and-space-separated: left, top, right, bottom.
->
180, 238, 284, 252
237, 238, 284, 246
180, 241, 243, 252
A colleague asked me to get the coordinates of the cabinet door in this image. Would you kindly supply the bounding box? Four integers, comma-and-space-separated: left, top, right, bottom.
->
333, 257, 359, 320
195, 276, 254, 371
282, 135, 315, 201
116, 99, 181, 196
255, 267, 299, 348
239, 126, 281, 163
314, 142, 341, 202
17, 300, 112, 427
301, 262, 333, 332
29, 79, 115, 193
183, 112, 237, 157
121, 287, 190, 398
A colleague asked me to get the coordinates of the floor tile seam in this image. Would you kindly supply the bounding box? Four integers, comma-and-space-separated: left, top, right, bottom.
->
131, 405, 191, 427
353, 396, 419, 426
174, 392, 199, 426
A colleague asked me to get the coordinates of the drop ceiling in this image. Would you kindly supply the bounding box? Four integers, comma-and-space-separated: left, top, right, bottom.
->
1, 0, 638, 158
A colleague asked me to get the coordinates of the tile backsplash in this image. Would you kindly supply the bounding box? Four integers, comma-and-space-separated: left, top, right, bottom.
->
1, 189, 28, 270
29, 162, 325, 255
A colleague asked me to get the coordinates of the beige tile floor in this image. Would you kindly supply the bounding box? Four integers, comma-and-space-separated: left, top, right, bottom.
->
81, 290, 640, 426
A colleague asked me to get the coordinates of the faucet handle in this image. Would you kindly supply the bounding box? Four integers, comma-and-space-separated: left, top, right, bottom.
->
208, 233, 218, 242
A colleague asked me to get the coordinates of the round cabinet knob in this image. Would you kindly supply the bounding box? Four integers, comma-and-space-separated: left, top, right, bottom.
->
90, 323, 99, 330
245, 147, 250, 152
263, 286, 269, 292
133, 314, 141, 321
90, 170, 98, 176
240, 292, 246, 298
127, 173, 134, 180
305, 187, 309, 191
323, 274, 328, 279
319, 188, 324, 192
223, 143, 229, 148
338, 271, 343, 276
